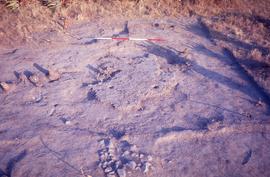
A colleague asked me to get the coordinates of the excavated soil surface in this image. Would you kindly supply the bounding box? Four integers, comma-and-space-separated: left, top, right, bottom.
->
0, 18, 270, 177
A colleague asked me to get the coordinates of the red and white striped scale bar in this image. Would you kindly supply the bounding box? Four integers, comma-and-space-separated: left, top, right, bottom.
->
91, 37, 165, 42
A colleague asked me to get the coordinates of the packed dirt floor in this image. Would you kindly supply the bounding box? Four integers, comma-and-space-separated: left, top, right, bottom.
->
1, 1, 270, 177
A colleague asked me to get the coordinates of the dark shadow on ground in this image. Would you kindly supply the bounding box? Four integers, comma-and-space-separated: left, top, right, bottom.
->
193, 44, 270, 111
0, 169, 8, 177
23, 70, 34, 79
184, 17, 214, 43
140, 42, 270, 113
33, 63, 49, 75
211, 12, 270, 29
211, 30, 269, 55
109, 128, 125, 140
112, 21, 129, 37
185, 17, 269, 55
185, 16, 270, 76
84, 39, 98, 45
187, 18, 270, 107
4, 150, 27, 177
254, 15, 270, 29
194, 44, 270, 77
156, 126, 189, 136
155, 116, 225, 137
138, 42, 188, 65
13, 71, 20, 79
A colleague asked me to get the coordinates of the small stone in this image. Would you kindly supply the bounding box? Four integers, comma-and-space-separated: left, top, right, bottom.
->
108, 149, 115, 156
256, 100, 263, 107
135, 166, 140, 170
102, 162, 108, 169
131, 152, 138, 158
143, 162, 151, 173
108, 171, 116, 175
18, 73, 28, 84
98, 163, 102, 168
103, 152, 109, 158
139, 153, 144, 159
104, 167, 113, 173
147, 155, 153, 161
152, 85, 159, 89
29, 74, 42, 86
115, 160, 122, 169
127, 161, 137, 170
99, 139, 109, 148
33, 94, 43, 103
167, 160, 172, 163
100, 154, 107, 161
47, 70, 61, 82
60, 117, 71, 125
130, 145, 137, 152
117, 168, 126, 177
123, 150, 130, 156
250, 48, 263, 60
99, 149, 107, 155
0, 82, 15, 92
64, 120, 71, 125
48, 108, 55, 116
99, 139, 106, 147
107, 159, 115, 166
108, 155, 114, 161
108, 141, 115, 150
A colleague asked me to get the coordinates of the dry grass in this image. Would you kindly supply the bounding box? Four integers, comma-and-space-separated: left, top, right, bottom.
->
0, 0, 270, 54
4, 0, 19, 10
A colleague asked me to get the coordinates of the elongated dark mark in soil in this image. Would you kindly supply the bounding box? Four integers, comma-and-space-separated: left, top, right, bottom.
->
189, 99, 247, 117
242, 149, 252, 165
3, 49, 18, 55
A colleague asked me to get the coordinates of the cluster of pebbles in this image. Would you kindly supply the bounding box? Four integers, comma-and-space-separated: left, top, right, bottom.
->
87, 61, 121, 85
0, 64, 61, 93
98, 139, 153, 177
